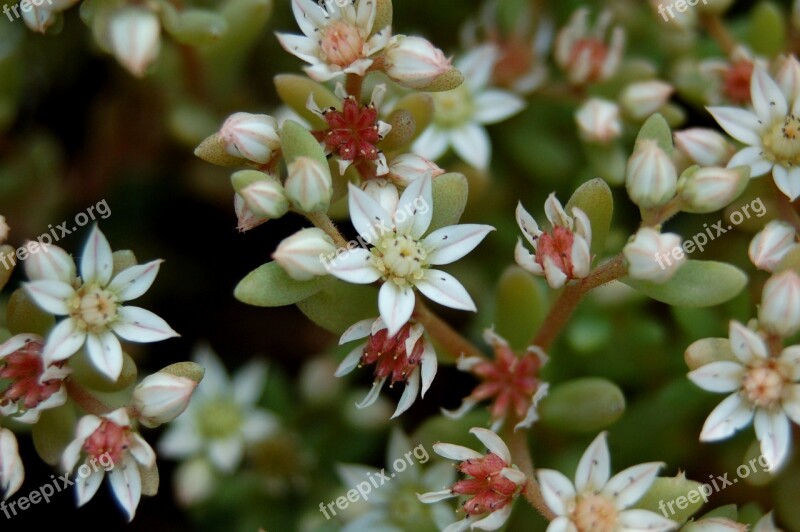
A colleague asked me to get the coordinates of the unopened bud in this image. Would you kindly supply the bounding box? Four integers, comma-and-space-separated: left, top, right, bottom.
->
575, 98, 622, 144
219, 113, 281, 165
272, 228, 336, 281
284, 156, 332, 213
626, 140, 678, 208
234, 194, 269, 233
132, 367, 201, 428
22, 5, 57, 33
749, 220, 797, 272
384, 35, 453, 89
388, 153, 443, 187
759, 270, 800, 337
109, 7, 161, 77
0, 428, 24, 499
620, 80, 673, 121
232, 171, 289, 219
361, 179, 400, 214
678, 166, 749, 213
674, 128, 734, 167
624, 228, 685, 283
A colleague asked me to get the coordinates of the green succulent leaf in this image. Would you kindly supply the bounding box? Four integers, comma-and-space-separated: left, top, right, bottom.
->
623, 260, 747, 307
7, 288, 55, 336
494, 266, 545, 349
234, 261, 328, 307
161, 6, 228, 45
280, 120, 330, 171
274, 75, 338, 129
635, 113, 673, 155
635, 475, 705, 524
428, 172, 469, 232
296, 280, 378, 335
32, 403, 77, 466
565, 177, 613, 257
748, 2, 786, 57
539, 377, 626, 433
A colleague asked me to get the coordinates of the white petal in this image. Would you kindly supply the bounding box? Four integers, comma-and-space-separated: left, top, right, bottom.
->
603, 462, 663, 509
339, 318, 375, 344
128, 433, 156, 468
751, 67, 788, 123
783, 384, 800, 425
208, 436, 244, 472
76, 468, 105, 508
24, 245, 75, 283
0, 429, 24, 499
616, 508, 677, 531
420, 340, 437, 397
191, 344, 230, 398
112, 306, 179, 342
501, 467, 527, 485
81, 225, 114, 286
728, 321, 767, 363
450, 122, 491, 171
356, 377, 387, 409
241, 410, 279, 442
275, 32, 320, 64
0, 334, 41, 358
233, 359, 267, 406
473, 90, 526, 124
424, 224, 494, 265
571, 237, 592, 279
772, 165, 800, 201
707, 107, 762, 146
348, 183, 392, 245
417, 488, 455, 503
335, 344, 365, 377
543, 256, 568, 289
86, 331, 124, 381
412, 125, 450, 162
107, 260, 162, 302
392, 367, 420, 418
727, 146, 773, 177
442, 398, 478, 419
516, 202, 541, 247
470, 427, 511, 463
416, 270, 476, 312
158, 421, 202, 458
514, 382, 550, 431
700, 393, 754, 441
108, 455, 142, 521
44, 318, 87, 362
432, 442, 482, 461
754, 409, 791, 471
458, 45, 497, 91
515, 239, 544, 275
395, 173, 433, 239
304, 62, 344, 82
24, 280, 74, 315
575, 432, 610, 493
537, 469, 576, 517
378, 282, 415, 336
546, 516, 579, 532
105, 407, 131, 426
290, 0, 326, 38
545, 193, 571, 227
472, 503, 513, 530
327, 248, 382, 284
687, 361, 745, 393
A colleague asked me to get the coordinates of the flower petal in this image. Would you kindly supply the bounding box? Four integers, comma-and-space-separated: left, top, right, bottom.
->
754, 409, 791, 471
128, 433, 156, 468
107, 260, 162, 302
728, 321, 767, 363
412, 125, 450, 162
392, 366, 420, 418
473, 89, 526, 124
575, 432, 610, 493
0, 429, 24, 499
112, 306, 179, 343
699, 392, 754, 441
356, 377, 387, 409
772, 165, 800, 201
537, 469, 576, 517
108, 455, 142, 521
76, 468, 105, 508
86, 331, 124, 381
420, 340, 437, 398
603, 462, 663, 509
395, 172, 433, 239
450, 122, 491, 171
416, 270, 476, 312
81, 225, 114, 286
290, 0, 326, 38
470, 427, 511, 463
44, 318, 87, 362
339, 318, 375, 344
241, 410, 279, 442
472, 503, 513, 530
233, 359, 267, 406
327, 248, 382, 284
707, 107, 762, 146
687, 361, 745, 393
727, 146, 772, 177
158, 420, 202, 458
275, 32, 320, 64
208, 436, 244, 472
432, 443, 482, 461
335, 344, 365, 377
348, 183, 392, 245
378, 282, 415, 336
424, 224, 494, 265
516, 202, 541, 247
545, 516, 579, 532
616, 508, 677, 531
24, 245, 75, 283
24, 280, 74, 315
751, 67, 788, 124
417, 489, 455, 503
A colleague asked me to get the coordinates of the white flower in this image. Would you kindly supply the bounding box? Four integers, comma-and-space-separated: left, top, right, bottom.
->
273, 227, 337, 281
418, 427, 527, 531
412, 45, 526, 171
708, 64, 800, 200
624, 228, 685, 284
688, 321, 800, 471
61, 408, 156, 521
284, 156, 333, 213
328, 175, 494, 335
515, 194, 592, 289
537, 432, 676, 532
132, 370, 200, 428
554, 8, 625, 85
620, 80, 674, 121
575, 98, 622, 144
336, 316, 437, 418
626, 139, 678, 209
749, 220, 798, 272
24, 225, 179, 381
219, 113, 281, 164
383, 35, 453, 89
0, 428, 24, 500
674, 128, 735, 167
158, 345, 279, 473
108, 7, 161, 77
275, 0, 390, 82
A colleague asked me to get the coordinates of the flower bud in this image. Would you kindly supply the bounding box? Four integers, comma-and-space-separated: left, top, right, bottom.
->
22, 5, 57, 34
272, 228, 336, 281
776, 55, 800, 104
749, 220, 797, 272
219, 113, 280, 164
361, 179, 399, 214
132, 369, 200, 428
0, 216, 7, 245
684, 337, 736, 370
673, 128, 734, 166
232, 171, 289, 219
234, 193, 269, 233
109, 7, 161, 77
388, 153, 443, 187
0, 428, 24, 499
626, 140, 678, 208
284, 156, 332, 213
759, 270, 800, 337
678, 166, 749, 213
575, 98, 622, 144
624, 228, 685, 283
384, 35, 453, 89
620, 80, 673, 121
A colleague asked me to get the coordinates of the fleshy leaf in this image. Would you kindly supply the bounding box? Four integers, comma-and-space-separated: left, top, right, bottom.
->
623, 260, 747, 307
684, 337, 736, 370
372, 0, 392, 37
418, 68, 464, 92
194, 134, 247, 167
634, 475, 705, 524
161, 5, 228, 45
139, 462, 160, 497
274, 74, 338, 129
539, 377, 625, 433
747, 2, 785, 57
7, 288, 55, 336
428, 172, 468, 232
379, 109, 415, 152
494, 266, 545, 349
234, 261, 327, 307
635, 113, 673, 155
112, 250, 138, 277
296, 280, 378, 334
390, 93, 434, 146
32, 403, 77, 466
71, 348, 138, 392
280, 119, 330, 171
565, 177, 613, 256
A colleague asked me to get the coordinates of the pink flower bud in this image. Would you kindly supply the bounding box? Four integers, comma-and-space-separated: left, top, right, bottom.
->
133, 371, 199, 428
384, 35, 452, 89
109, 7, 161, 77
626, 140, 678, 209
749, 221, 797, 272
219, 113, 281, 164
575, 98, 622, 144
624, 228, 685, 283
239, 178, 289, 219
272, 228, 337, 281
759, 270, 800, 337
388, 153, 444, 187
620, 80, 673, 121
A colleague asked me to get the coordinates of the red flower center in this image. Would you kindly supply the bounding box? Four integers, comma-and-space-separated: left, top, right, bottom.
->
724, 59, 754, 105
362, 323, 425, 386
84, 419, 131, 465
493, 39, 536, 88
568, 38, 608, 82
313, 96, 383, 163
453, 453, 519, 516
0, 339, 62, 411
535, 226, 576, 277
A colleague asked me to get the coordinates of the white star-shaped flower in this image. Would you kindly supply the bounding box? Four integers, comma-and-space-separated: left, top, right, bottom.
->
328, 175, 495, 335
275, 0, 391, 82
23, 225, 178, 381
412, 45, 526, 171
708, 63, 800, 200
537, 432, 677, 532
688, 321, 800, 471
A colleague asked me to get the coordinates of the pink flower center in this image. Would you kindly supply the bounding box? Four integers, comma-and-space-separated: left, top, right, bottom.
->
471, 345, 543, 422
493, 39, 536, 88
452, 453, 518, 516
568, 38, 608, 82
535, 226, 576, 277
572, 493, 618, 532
83, 419, 131, 465
723, 59, 754, 105
361, 323, 425, 386
742, 359, 787, 409
320, 20, 365, 68
0, 339, 63, 411
314, 96, 383, 163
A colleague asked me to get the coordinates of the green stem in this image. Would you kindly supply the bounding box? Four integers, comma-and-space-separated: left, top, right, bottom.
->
306, 211, 349, 248
700, 13, 736, 55
66, 378, 113, 416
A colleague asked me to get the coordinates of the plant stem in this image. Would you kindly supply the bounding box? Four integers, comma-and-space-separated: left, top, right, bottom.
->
531, 254, 627, 350
413, 297, 484, 361
306, 211, 349, 248
66, 379, 113, 416
345, 73, 364, 99
700, 13, 736, 55
506, 427, 556, 521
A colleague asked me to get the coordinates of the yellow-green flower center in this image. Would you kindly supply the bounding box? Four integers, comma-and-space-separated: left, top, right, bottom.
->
432, 84, 474, 128
198, 400, 243, 439
571, 493, 618, 532
68, 283, 118, 333
372, 232, 428, 287
762, 115, 800, 166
